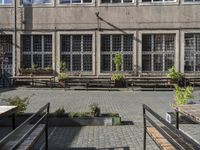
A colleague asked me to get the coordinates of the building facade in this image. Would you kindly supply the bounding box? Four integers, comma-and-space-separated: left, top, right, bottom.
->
0, 0, 200, 77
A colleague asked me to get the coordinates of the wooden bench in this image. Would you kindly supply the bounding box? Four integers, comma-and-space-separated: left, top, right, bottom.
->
143, 104, 200, 150
87, 78, 115, 90
0, 103, 50, 150
126, 77, 173, 90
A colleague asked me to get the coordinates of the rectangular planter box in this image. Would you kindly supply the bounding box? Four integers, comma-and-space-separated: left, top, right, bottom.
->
166, 112, 196, 124
0, 113, 121, 127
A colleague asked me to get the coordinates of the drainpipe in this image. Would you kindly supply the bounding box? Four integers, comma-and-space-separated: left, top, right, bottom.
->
13, 0, 17, 76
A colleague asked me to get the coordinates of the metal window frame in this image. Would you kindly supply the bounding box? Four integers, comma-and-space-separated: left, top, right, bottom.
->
142, 34, 175, 73
59, 0, 93, 4
184, 33, 200, 73
22, 35, 52, 69
60, 34, 93, 72
101, 34, 134, 73
101, 0, 134, 3
0, 0, 12, 5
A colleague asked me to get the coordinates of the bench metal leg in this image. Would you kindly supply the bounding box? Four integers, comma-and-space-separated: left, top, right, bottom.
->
175, 110, 179, 130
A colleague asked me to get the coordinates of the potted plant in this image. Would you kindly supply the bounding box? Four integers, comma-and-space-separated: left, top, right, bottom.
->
167, 66, 183, 85
57, 73, 68, 87
111, 53, 126, 87
166, 84, 194, 124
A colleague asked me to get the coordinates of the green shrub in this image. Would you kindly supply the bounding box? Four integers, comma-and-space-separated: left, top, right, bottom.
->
54, 107, 65, 117
113, 53, 122, 72
111, 73, 125, 81
89, 103, 100, 117
57, 73, 68, 81
77, 112, 89, 118
60, 61, 68, 73
68, 112, 78, 118
4, 96, 29, 115
167, 66, 182, 82
174, 85, 193, 107
107, 113, 119, 117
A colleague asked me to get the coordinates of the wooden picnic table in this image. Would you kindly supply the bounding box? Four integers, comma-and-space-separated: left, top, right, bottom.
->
175, 104, 200, 129
0, 106, 17, 129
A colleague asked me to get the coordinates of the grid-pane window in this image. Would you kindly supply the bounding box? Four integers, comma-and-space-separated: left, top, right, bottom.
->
0, 35, 13, 75
0, 0, 12, 5
142, 0, 175, 2
101, 34, 133, 72
60, 0, 92, 4
142, 34, 175, 72
60, 35, 93, 72
184, 33, 200, 72
101, 0, 133, 3
22, 0, 52, 5
21, 35, 52, 69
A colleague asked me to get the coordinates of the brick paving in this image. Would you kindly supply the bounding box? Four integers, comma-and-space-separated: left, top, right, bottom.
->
0, 88, 200, 150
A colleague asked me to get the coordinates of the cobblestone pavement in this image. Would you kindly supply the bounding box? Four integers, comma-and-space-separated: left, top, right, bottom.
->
1, 88, 200, 150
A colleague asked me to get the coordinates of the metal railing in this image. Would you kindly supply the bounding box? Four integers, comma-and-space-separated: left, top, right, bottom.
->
143, 104, 200, 150
0, 103, 50, 150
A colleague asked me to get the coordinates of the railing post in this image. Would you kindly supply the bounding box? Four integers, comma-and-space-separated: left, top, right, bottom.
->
45, 103, 50, 150
175, 110, 179, 130
143, 104, 146, 150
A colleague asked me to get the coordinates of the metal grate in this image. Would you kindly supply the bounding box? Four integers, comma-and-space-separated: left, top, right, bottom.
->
60, 35, 93, 72
101, 34, 133, 72
142, 34, 175, 72
184, 33, 200, 72
21, 35, 52, 69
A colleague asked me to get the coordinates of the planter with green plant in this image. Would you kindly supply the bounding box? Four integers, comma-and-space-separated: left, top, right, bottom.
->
166, 84, 195, 124
111, 53, 125, 87
167, 66, 184, 85
57, 73, 68, 87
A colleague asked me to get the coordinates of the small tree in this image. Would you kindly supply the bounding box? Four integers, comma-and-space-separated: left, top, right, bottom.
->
167, 66, 182, 82
113, 53, 122, 72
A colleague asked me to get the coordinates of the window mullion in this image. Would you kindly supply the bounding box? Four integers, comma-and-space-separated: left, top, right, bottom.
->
121, 35, 124, 71
163, 35, 165, 72
31, 35, 33, 67
42, 35, 44, 68
151, 35, 154, 72
194, 34, 196, 72
110, 35, 113, 72
81, 35, 83, 72
70, 35, 73, 72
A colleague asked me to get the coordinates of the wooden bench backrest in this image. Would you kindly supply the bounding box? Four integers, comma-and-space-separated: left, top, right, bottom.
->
143, 104, 200, 150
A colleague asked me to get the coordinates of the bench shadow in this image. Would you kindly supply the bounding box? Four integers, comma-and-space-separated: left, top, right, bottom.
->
121, 121, 134, 125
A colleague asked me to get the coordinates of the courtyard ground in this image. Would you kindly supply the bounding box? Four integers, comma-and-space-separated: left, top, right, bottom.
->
0, 88, 200, 150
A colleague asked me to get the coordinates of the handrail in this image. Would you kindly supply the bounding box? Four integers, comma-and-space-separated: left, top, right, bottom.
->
0, 103, 50, 149
143, 104, 200, 149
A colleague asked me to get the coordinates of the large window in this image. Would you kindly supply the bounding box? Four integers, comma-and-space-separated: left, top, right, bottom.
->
60, 0, 92, 4
60, 35, 93, 72
101, 0, 133, 3
101, 34, 133, 72
21, 35, 52, 68
0, 0, 12, 5
22, 0, 52, 5
184, 0, 200, 2
142, 0, 175, 2
142, 34, 175, 72
0, 35, 13, 74
184, 33, 200, 72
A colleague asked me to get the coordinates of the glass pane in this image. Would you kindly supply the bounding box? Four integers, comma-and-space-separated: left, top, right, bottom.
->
72, 0, 81, 3
32, 0, 52, 4
112, 35, 121, 51
83, 55, 92, 71
112, 54, 116, 71
83, 0, 92, 2
22, 0, 32, 4
72, 35, 81, 52
33, 35, 42, 52
83, 35, 92, 52
185, 52, 194, 72
124, 35, 133, 51
165, 54, 175, 71
44, 54, 52, 68
60, 0, 70, 3
44, 35, 52, 52
101, 35, 110, 52
153, 54, 163, 71
61, 35, 70, 52
33, 54, 42, 68
142, 54, 151, 72
142, 0, 151, 2
61, 55, 71, 71
123, 54, 132, 71
154, 35, 163, 52
0, 35, 13, 53
142, 34, 152, 52
101, 54, 110, 72
196, 54, 200, 71
195, 34, 200, 51
101, 0, 111, 3
4, 0, 12, 4
22, 54, 31, 68
112, 0, 121, 3
123, 0, 132, 2
72, 55, 81, 71
165, 34, 175, 51
22, 35, 31, 52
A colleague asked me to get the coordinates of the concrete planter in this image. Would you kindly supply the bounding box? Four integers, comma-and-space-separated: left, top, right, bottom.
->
166, 112, 195, 124
0, 113, 121, 127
